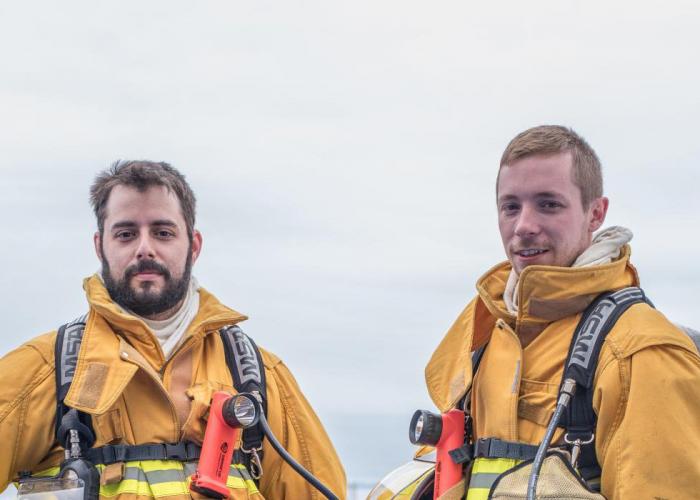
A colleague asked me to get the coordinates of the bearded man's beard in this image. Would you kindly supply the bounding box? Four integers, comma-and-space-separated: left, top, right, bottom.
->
102, 256, 192, 317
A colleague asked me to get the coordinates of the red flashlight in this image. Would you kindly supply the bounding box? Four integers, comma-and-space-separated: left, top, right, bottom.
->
190, 391, 260, 499
409, 409, 466, 498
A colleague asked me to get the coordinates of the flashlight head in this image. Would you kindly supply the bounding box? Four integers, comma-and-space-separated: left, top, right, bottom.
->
221, 393, 260, 428
409, 409, 442, 446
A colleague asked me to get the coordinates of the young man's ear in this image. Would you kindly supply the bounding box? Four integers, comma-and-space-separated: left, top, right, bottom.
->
589, 197, 609, 232
94, 231, 103, 262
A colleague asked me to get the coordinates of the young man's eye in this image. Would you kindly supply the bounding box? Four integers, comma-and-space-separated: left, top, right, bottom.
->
155, 230, 175, 238
540, 201, 562, 210
501, 203, 519, 214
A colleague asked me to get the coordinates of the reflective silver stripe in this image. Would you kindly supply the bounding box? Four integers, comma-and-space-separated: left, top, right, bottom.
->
123, 467, 147, 482
183, 462, 198, 477
143, 468, 187, 484
59, 320, 86, 386
569, 300, 615, 369
237, 469, 253, 481
116, 462, 253, 485
222, 326, 263, 386
611, 287, 643, 303
235, 466, 253, 482
469, 472, 502, 489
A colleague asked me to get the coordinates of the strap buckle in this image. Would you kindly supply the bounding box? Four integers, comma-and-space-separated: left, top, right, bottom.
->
448, 445, 473, 465
241, 445, 264, 480
564, 432, 595, 468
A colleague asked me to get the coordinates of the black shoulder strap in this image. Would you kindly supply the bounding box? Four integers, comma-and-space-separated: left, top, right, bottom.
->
219, 325, 268, 477
559, 287, 654, 481
55, 318, 268, 479
54, 314, 91, 444
472, 344, 487, 374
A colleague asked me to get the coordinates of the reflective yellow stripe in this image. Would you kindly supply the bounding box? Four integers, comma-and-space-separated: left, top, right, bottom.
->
30, 460, 258, 497
225, 463, 260, 494
96, 461, 189, 498
138, 461, 185, 472
466, 457, 522, 500
32, 467, 61, 477
471, 457, 521, 474
95, 460, 258, 497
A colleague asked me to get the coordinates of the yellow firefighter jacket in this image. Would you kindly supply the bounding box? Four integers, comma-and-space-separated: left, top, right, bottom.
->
425, 246, 700, 499
0, 275, 346, 499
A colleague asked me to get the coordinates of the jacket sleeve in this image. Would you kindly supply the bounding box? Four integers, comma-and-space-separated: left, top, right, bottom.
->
593, 344, 700, 499
259, 358, 346, 500
0, 335, 60, 493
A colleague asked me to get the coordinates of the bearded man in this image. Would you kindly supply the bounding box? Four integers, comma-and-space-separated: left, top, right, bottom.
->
0, 161, 345, 499
425, 126, 700, 499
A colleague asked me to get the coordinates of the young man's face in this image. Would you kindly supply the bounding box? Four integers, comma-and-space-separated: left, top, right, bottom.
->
94, 184, 202, 319
497, 152, 608, 275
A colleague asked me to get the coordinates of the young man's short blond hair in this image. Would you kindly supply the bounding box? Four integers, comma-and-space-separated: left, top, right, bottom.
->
498, 125, 603, 208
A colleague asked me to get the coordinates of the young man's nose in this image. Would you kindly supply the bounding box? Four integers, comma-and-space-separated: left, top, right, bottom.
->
514, 205, 541, 237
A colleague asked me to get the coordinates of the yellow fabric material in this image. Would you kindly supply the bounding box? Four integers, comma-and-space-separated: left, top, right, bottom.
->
425, 245, 700, 499
25, 463, 256, 499
466, 458, 520, 500
489, 453, 604, 499
0, 275, 346, 499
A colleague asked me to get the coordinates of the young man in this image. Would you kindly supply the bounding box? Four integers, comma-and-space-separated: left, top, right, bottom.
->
425, 126, 700, 498
0, 161, 346, 499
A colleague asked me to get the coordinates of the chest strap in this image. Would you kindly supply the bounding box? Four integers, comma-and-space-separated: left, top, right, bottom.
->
450, 437, 539, 465
474, 438, 538, 461
86, 442, 202, 465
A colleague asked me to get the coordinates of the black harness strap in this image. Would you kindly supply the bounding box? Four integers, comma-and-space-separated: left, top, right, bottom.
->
473, 438, 538, 461
463, 287, 654, 485
558, 287, 654, 481
54, 315, 91, 446
219, 325, 268, 478
54, 319, 268, 482
86, 442, 202, 465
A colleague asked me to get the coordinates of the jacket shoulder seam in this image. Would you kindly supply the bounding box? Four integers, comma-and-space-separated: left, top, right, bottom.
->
0, 360, 53, 424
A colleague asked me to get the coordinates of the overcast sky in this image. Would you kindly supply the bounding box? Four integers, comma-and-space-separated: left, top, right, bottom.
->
1, 0, 699, 491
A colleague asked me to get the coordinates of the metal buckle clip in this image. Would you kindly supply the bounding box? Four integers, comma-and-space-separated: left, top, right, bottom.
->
564, 433, 595, 468
241, 445, 264, 480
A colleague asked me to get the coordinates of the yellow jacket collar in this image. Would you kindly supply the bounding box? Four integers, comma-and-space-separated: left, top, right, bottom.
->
65, 275, 247, 414
476, 245, 639, 326
83, 274, 247, 343
425, 245, 639, 412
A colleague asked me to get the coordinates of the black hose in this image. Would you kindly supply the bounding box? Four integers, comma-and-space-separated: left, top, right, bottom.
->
527, 378, 576, 500
258, 412, 339, 500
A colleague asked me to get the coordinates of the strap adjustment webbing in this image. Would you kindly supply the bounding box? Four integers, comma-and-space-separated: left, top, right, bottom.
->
473, 438, 538, 461
87, 442, 202, 466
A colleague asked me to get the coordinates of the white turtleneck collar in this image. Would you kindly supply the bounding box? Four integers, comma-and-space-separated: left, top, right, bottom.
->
97, 272, 201, 359
503, 226, 634, 315
139, 276, 200, 359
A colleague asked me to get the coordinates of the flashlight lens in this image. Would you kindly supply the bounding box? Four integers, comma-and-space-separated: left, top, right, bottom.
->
413, 415, 424, 443
409, 409, 442, 446
222, 393, 260, 428
233, 395, 257, 427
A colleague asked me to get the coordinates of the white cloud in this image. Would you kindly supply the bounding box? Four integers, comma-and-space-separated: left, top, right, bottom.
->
1, 0, 698, 483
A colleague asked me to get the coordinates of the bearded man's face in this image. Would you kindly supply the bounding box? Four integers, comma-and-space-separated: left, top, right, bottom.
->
94, 184, 202, 320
